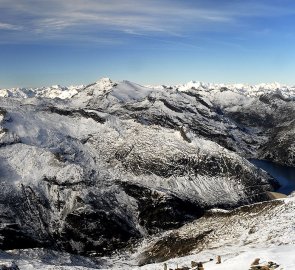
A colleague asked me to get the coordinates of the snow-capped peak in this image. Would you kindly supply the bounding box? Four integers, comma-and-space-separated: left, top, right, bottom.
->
95, 77, 114, 89
175, 81, 208, 92
50, 84, 65, 90
256, 82, 281, 90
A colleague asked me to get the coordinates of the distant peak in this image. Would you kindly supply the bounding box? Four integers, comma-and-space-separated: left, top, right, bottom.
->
51, 84, 65, 90
87, 77, 115, 93
256, 82, 282, 89
96, 77, 112, 84
51, 84, 61, 88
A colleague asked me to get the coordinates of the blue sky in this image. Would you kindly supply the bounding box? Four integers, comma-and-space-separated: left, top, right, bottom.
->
1, 0, 295, 87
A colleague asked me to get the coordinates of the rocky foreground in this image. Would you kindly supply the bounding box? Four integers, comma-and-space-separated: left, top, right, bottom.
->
0, 195, 294, 269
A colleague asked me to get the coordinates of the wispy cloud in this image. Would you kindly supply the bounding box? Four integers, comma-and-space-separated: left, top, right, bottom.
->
0, 22, 22, 31
0, 0, 294, 44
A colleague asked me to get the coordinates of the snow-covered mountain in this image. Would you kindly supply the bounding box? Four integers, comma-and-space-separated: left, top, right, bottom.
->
0, 78, 294, 269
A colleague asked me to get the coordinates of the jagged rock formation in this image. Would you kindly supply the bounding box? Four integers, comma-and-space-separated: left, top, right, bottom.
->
0, 78, 292, 257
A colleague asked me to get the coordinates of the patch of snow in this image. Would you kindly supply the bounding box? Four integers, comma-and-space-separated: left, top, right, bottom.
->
133, 245, 295, 270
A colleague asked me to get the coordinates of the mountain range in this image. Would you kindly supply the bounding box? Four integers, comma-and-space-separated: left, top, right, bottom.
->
0, 78, 294, 269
